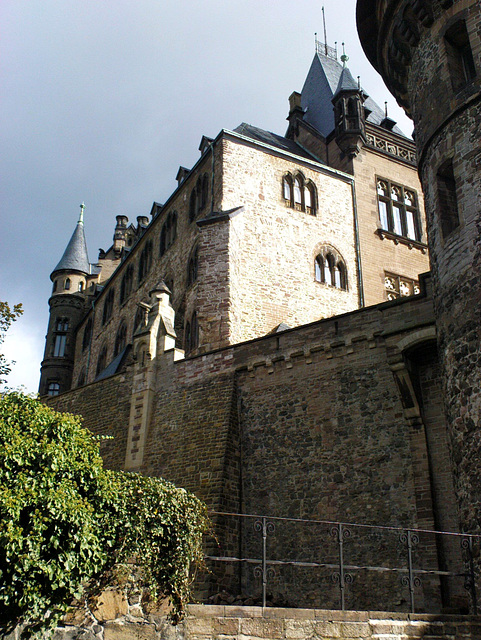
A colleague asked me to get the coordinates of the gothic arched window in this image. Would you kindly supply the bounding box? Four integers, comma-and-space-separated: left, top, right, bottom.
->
160, 212, 178, 258
133, 306, 145, 335
64, 278, 71, 290
138, 240, 153, 284
120, 265, 134, 304
314, 248, 347, 290
96, 345, 108, 377
77, 367, 86, 387
283, 172, 316, 215
187, 246, 199, 286
102, 289, 115, 325
184, 311, 199, 354
82, 318, 93, 352
114, 322, 128, 357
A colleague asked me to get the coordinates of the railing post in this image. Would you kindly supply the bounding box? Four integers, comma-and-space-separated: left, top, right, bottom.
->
254, 517, 274, 608
400, 530, 420, 613
331, 523, 352, 610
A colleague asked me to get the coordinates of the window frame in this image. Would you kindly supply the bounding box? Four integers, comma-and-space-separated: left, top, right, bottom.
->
376, 177, 421, 242
314, 248, 348, 291
282, 172, 317, 216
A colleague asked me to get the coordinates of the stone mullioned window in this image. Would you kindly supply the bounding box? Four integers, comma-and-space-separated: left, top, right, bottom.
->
314, 248, 348, 290
283, 172, 317, 215
376, 178, 421, 242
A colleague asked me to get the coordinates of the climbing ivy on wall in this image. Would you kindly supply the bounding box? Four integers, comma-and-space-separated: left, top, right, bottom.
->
0, 393, 208, 637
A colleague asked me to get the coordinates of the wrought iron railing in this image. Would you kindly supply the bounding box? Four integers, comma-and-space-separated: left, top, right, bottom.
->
203, 511, 479, 614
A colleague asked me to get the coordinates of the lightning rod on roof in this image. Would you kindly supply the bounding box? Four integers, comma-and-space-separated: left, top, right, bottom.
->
322, 6, 328, 56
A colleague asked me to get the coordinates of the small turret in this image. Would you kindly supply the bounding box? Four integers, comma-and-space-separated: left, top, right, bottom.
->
39, 204, 91, 396
331, 51, 367, 158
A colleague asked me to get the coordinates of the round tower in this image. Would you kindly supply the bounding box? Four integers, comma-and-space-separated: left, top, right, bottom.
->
357, 1, 481, 535
39, 204, 90, 396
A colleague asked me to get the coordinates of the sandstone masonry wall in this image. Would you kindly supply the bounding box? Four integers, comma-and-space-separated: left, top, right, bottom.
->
24, 604, 481, 640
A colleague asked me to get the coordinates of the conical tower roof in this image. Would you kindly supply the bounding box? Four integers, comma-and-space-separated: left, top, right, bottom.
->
52, 204, 90, 277
333, 65, 360, 97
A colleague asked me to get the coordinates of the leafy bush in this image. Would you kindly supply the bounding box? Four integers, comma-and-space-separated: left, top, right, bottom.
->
0, 393, 208, 636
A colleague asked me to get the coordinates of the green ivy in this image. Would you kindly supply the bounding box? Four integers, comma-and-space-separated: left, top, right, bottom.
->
0, 393, 208, 637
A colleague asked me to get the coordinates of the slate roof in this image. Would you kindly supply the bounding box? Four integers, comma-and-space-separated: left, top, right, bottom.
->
234, 123, 321, 162
52, 218, 90, 275
333, 66, 361, 96
301, 52, 405, 138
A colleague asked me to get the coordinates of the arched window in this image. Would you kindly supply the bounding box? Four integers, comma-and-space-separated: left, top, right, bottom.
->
160, 212, 178, 257
294, 177, 303, 209
159, 226, 166, 257
77, 368, 86, 387
47, 382, 60, 397
133, 306, 145, 335
187, 246, 199, 286
138, 241, 153, 283
189, 174, 209, 222
189, 189, 197, 222
114, 322, 128, 357
102, 289, 115, 325
120, 265, 134, 304
82, 318, 93, 351
96, 345, 108, 376
202, 174, 209, 209
52, 280, 57, 293
283, 175, 293, 205
185, 311, 199, 353
283, 173, 316, 215
78, 281, 84, 292
314, 247, 347, 290
305, 183, 316, 215
64, 278, 71, 290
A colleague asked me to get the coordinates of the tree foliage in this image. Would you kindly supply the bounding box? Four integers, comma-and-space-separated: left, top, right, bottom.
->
0, 301, 23, 386
0, 393, 208, 637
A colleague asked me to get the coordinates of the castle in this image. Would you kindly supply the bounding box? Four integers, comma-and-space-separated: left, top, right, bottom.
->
41, 0, 480, 614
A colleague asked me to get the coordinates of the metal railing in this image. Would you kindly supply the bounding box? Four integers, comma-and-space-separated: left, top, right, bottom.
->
204, 511, 479, 614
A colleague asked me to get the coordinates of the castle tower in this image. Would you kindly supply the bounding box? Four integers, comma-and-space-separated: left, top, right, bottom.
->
357, 0, 481, 539
331, 55, 367, 158
39, 204, 90, 396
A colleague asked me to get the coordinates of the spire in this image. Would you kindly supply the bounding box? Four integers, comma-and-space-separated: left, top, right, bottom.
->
333, 64, 360, 97
51, 204, 90, 276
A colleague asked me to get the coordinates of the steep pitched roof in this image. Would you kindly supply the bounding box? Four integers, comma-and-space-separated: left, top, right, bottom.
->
234, 123, 321, 161
301, 52, 405, 138
333, 65, 361, 96
52, 214, 90, 276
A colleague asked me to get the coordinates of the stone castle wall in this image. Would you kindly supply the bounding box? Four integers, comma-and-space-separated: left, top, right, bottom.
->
48, 276, 469, 611
221, 136, 359, 344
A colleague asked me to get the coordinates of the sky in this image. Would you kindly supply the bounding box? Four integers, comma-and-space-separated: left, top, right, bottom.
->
0, 1, 413, 393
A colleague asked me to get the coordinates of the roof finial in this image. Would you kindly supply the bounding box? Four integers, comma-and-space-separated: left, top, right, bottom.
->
322, 6, 328, 56
340, 42, 349, 67
385, 101, 388, 118
79, 202, 85, 225
358, 75, 361, 90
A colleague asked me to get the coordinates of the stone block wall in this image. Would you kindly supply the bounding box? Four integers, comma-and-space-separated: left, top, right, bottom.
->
17, 604, 481, 640
352, 145, 429, 308
221, 135, 359, 344
48, 275, 468, 611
